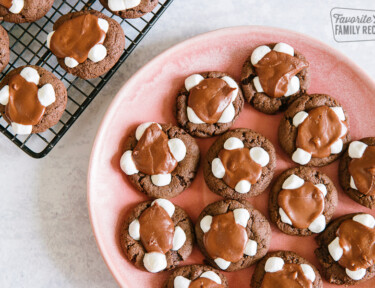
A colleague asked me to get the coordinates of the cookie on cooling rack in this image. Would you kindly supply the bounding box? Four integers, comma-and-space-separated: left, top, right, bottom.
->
99, 0, 159, 19
0, 0, 54, 23
0, 25, 9, 73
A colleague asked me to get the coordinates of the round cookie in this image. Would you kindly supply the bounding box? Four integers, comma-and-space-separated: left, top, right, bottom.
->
278, 94, 350, 167
203, 128, 276, 200
315, 213, 375, 285
269, 166, 338, 236
241, 42, 310, 114
0, 65, 67, 134
251, 251, 323, 288
120, 199, 195, 273
339, 137, 375, 209
46, 10, 125, 79
164, 265, 228, 288
0, 0, 54, 23
195, 199, 271, 272
99, 0, 158, 18
0, 25, 9, 73
175, 71, 244, 138
120, 122, 200, 199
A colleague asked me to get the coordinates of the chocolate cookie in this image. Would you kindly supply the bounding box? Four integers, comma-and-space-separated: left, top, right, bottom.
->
251, 251, 323, 288
195, 199, 271, 272
120, 199, 195, 273
203, 128, 276, 200
315, 213, 375, 285
99, 0, 158, 19
339, 137, 375, 209
0, 65, 67, 134
47, 10, 125, 79
0, 0, 54, 23
278, 94, 351, 167
241, 42, 310, 114
175, 71, 244, 138
120, 122, 200, 199
164, 265, 228, 288
0, 25, 9, 73
269, 166, 338, 236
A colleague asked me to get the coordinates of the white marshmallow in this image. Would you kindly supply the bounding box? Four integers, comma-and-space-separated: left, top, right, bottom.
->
293, 111, 308, 127
20, 67, 39, 85
64, 57, 79, 68
346, 268, 366, 280
331, 139, 343, 154
308, 215, 326, 233
0, 85, 10, 105
315, 184, 327, 197
184, 74, 204, 91
292, 148, 312, 165
350, 176, 358, 190
279, 208, 292, 225
217, 103, 235, 123
11, 123, 32, 135
143, 252, 167, 273
173, 276, 191, 288
328, 237, 343, 261
88, 44, 107, 63
172, 226, 186, 251
250, 147, 269, 167
353, 214, 375, 229
151, 174, 172, 186
46, 31, 54, 49
120, 150, 139, 175
214, 258, 231, 270
37, 84, 56, 107
348, 141, 368, 159
151, 199, 175, 217
221, 76, 239, 101
340, 122, 348, 138
244, 239, 257, 256
284, 76, 300, 97
135, 122, 162, 140
233, 208, 250, 228
330, 107, 345, 121
251, 45, 271, 65
235, 180, 251, 194
97, 18, 109, 33
253, 76, 263, 93
187, 107, 205, 124
282, 174, 305, 190
8, 0, 24, 14
300, 264, 316, 283
200, 215, 213, 233
273, 43, 294, 56
108, 0, 141, 11
212, 158, 225, 179
200, 271, 222, 284
168, 138, 186, 162
128, 219, 140, 240
224, 137, 244, 150
264, 257, 284, 273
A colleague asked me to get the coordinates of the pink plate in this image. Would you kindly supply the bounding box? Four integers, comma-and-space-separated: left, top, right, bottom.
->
88, 26, 375, 287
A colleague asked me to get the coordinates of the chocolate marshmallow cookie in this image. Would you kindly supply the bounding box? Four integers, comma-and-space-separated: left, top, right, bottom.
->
0, 25, 9, 73
241, 42, 310, 114
251, 251, 323, 288
164, 265, 228, 288
203, 128, 276, 200
278, 94, 350, 167
46, 10, 125, 79
0, 0, 54, 23
0, 65, 67, 135
269, 167, 338, 236
120, 199, 194, 273
120, 122, 200, 199
195, 200, 271, 272
176, 71, 244, 138
339, 138, 375, 208
99, 0, 158, 19
315, 213, 375, 285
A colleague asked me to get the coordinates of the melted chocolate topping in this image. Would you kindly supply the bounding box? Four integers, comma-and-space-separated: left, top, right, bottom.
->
0, 0, 12, 9
261, 264, 313, 288
189, 278, 224, 288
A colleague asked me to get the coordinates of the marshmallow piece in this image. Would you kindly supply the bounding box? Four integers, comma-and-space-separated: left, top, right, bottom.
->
282, 174, 305, 190
65, 57, 79, 68
128, 219, 140, 240
331, 139, 343, 154
46, 31, 54, 49
251, 45, 271, 65
348, 141, 368, 159
244, 239, 257, 256
9, 0, 24, 14
214, 258, 231, 270
11, 123, 32, 135
340, 122, 348, 138
0, 85, 10, 105
212, 158, 225, 179
200, 215, 213, 233
143, 252, 167, 273
151, 199, 175, 217
235, 180, 251, 194
151, 174, 172, 186
135, 122, 162, 140
279, 207, 292, 225
353, 214, 375, 229
88, 44, 107, 63
168, 138, 186, 162
308, 215, 326, 233
38, 84, 56, 107
273, 43, 294, 56
224, 137, 244, 150
315, 184, 327, 197
173, 276, 191, 288
187, 107, 205, 124
108, 0, 141, 11
185, 74, 204, 91
217, 103, 235, 123
97, 18, 109, 33
250, 147, 269, 167
265, 257, 284, 273
300, 264, 316, 283
253, 76, 263, 93
346, 268, 366, 280
233, 208, 250, 228
120, 150, 139, 175
20, 67, 39, 85
221, 76, 239, 101
293, 111, 308, 127
350, 176, 358, 190
328, 237, 343, 261
172, 226, 186, 251
284, 76, 300, 97
330, 107, 345, 121
200, 271, 222, 284
292, 148, 312, 165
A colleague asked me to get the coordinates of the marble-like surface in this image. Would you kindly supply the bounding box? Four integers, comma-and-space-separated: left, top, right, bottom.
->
1, 0, 375, 287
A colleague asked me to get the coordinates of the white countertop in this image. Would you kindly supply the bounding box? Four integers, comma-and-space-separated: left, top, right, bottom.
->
1, 0, 375, 287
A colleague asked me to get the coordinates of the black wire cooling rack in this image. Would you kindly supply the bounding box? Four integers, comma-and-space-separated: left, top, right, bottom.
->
0, 0, 173, 158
